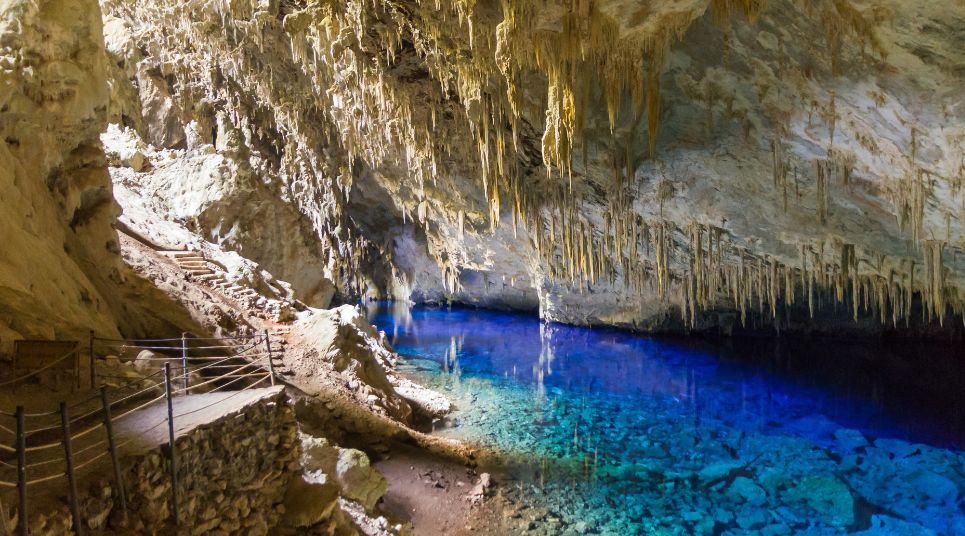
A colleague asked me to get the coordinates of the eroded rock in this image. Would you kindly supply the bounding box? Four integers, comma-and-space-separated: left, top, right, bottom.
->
286, 305, 454, 425
335, 449, 388, 511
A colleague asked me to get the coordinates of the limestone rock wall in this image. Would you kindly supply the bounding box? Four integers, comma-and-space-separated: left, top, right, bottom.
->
0, 0, 122, 346
0, 0, 226, 352
98, 4, 364, 307
103, 125, 337, 309
91, 0, 965, 336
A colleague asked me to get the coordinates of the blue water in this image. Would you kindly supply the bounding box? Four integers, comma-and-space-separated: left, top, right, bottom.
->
367, 303, 965, 535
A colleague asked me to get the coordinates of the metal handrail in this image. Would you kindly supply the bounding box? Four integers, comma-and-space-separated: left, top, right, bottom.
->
8, 328, 282, 534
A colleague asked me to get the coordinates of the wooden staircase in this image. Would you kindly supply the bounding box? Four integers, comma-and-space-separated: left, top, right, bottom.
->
161, 250, 285, 320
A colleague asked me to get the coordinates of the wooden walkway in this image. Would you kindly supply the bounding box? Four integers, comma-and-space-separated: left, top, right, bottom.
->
1, 386, 284, 533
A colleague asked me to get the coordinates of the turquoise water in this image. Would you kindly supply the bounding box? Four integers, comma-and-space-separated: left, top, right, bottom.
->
367, 303, 965, 535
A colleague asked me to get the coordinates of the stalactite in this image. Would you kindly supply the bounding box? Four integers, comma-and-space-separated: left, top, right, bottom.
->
771, 135, 789, 211
655, 221, 669, 301
925, 240, 946, 326
815, 160, 831, 224
647, 67, 662, 158
905, 259, 914, 327
113, 0, 965, 332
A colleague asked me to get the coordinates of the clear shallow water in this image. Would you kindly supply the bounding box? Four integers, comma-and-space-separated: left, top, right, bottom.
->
367, 303, 965, 535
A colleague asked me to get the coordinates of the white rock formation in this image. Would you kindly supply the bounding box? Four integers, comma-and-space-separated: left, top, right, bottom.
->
286, 305, 451, 425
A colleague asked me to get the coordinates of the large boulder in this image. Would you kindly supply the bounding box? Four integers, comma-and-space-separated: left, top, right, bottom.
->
335, 448, 388, 511
290, 433, 387, 514
781, 475, 854, 528
286, 305, 416, 423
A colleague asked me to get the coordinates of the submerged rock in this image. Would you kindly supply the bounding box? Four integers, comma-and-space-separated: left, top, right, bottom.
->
908, 470, 958, 505
697, 460, 743, 483
735, 504, 767, 530
856, 515, 937, 536
834, 428, 869, 451
781, 475, 854, 527
727, 476, 767, 506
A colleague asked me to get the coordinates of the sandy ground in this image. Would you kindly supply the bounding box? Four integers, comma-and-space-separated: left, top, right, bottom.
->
375, 443, 495, 536
375, 445, 549, 536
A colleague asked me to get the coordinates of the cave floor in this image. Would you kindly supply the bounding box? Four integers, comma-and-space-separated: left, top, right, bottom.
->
375, 443, 491, 535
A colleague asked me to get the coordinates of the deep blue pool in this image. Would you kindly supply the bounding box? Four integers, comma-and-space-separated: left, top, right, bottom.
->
367, 303, 965, 535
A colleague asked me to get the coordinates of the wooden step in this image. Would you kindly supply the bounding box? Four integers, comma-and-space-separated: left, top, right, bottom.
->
173, 251, 203, 259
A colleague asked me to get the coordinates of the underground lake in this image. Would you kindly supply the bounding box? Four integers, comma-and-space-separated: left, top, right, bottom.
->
367, 302, 965, 535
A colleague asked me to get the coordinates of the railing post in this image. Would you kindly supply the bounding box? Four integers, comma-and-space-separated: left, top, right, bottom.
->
60, 402, 84, 536
163, 363, 179, 527
89, 330, 96, 389
15, 407, 26, 536
180, 333, 189, 394
263, 330, 276, 386
100, 387, 127, 522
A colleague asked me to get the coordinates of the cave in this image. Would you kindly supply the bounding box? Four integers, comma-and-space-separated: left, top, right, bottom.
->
1, 0, 964, 534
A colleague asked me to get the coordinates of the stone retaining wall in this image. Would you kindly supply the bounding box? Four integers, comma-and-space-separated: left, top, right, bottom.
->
29, 386, 299, 535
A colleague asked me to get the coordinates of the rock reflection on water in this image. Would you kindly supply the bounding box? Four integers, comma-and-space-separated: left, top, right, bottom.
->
368, 303, 965, 535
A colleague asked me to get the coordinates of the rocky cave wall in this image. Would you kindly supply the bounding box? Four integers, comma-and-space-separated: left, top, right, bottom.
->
8, 0, 964, 339
0, 0, 215, 352
99, 0, 369, 308
99, 0, 965, 335
0, 0, 123, 345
